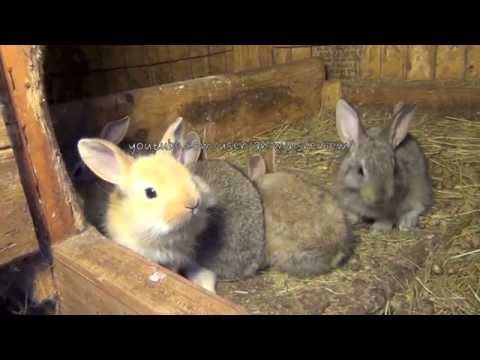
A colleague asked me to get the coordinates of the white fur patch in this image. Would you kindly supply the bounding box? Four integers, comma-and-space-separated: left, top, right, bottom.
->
187, 268, 217, 294
148, 271, 166, 282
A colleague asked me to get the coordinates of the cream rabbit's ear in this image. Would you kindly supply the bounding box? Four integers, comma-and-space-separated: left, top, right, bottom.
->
247, 154, 267, 181
158, 117, 186, 160
77, 138, 133, 185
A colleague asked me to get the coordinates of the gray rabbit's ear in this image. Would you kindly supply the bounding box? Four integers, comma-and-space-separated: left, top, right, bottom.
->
393, 101, 405, 117
180, 131, 203, 165
336, 99, 367, 146
248, 154, 267, 180
385, 104, 416, 148
99, 116, 130, 144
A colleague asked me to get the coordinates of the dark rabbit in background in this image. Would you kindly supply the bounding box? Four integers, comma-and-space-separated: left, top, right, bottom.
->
334, 99, 433, 232
181, 131, 267, 281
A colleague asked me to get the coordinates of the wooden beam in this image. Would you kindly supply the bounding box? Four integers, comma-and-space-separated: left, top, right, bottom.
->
321, 80, 480, 114
53, 227, 247, 315
0, 148, 38, 265
50, 58, 325, 149
0, 45, 86, 251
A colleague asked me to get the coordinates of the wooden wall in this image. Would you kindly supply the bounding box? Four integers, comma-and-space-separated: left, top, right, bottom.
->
0, 73, 39, 266
44, 45, 480, 104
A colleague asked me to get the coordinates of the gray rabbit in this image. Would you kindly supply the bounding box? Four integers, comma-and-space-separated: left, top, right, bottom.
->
334, 99, 433, 232
179, 131, 267, 281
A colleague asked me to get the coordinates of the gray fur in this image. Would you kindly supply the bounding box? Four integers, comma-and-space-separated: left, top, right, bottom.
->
188, 160, 267, 280
334, 99, 433, 232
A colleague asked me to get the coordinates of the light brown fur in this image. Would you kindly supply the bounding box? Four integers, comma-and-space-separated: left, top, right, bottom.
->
248, 155, 354, 276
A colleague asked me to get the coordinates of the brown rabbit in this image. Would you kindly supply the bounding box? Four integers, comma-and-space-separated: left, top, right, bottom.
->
247, 152, 353, 276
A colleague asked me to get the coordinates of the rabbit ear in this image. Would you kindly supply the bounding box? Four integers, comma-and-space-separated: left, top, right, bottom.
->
180, 131, 203, 165
392, 101, 405, 117
263, 146, 276, 173
248, 154, 267, 180
77, 138, 133, 185
99, 116, 130, 144
159, 117, 186, 160
198, 127, 209, 160
161, 117, 185, 145
385, 104, 416, 148
336, 99, 367, 146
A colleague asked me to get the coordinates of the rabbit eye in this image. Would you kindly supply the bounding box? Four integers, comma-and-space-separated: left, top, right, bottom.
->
145, 187, 157, 199
357, 167, 364, 176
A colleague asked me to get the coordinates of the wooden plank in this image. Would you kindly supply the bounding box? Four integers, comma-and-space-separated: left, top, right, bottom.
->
191, 57, 210, 78
171, 59, 193, 82
153, 45, 171, 63
104, 69, 131, 93
98, 45, 126, 69
325, 80, 480, 114
82, 71, 109, 97
0, 149, 38, 265
465, 46, 480, 80
168, 45, 191, 60
258, 45, 274, 67
151, 62, 173, 84
54, 227, 246, 315
209, 45, 228, 53
320, 80, 343, 113
0, 45, 86, 249
360, 46, 381, 80
291, 47, 312, 61
208, 52, 227, 75
125, 67, 155, 90
50, 58, 326, 149
233, 46, 260, 72
225, 51, 234, 73
79, 45, 103, 70
124, 45, 147, 67
143, 45, 160, 65
436, 45, 466, 80
407, 45, 435, 80
381, 45, 407, 80
273, 48, 292, 65
190, 45, 209, 57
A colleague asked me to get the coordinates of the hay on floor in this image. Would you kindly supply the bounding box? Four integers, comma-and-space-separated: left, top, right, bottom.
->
209, 109, 480, 315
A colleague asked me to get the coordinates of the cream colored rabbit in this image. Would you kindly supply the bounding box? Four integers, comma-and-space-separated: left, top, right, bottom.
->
77, 118, 218, 293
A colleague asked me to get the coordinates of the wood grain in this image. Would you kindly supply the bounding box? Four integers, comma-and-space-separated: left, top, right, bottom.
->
54, 227, 247, 314
50, 58, 326, 151
0, 149, 38, 265
0, 45, 86, 249
322, 80, 480, 114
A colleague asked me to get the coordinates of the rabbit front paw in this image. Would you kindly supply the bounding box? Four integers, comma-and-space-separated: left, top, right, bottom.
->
371, 220, 393, 233
346, 211, 362, 225
184, 265, 217, 294
398, 211, 420, 231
